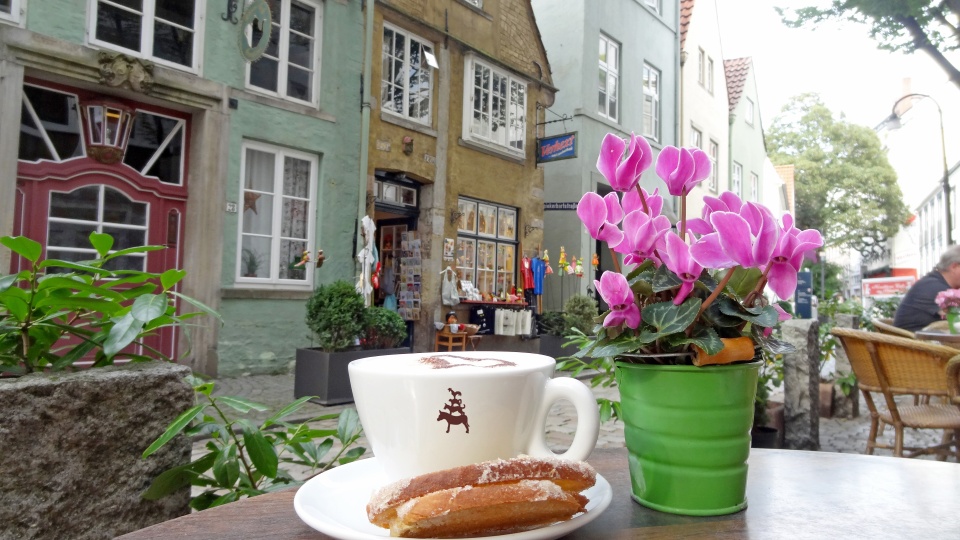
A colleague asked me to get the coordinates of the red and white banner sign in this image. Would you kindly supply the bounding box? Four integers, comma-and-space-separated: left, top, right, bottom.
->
862, 277, 916, 298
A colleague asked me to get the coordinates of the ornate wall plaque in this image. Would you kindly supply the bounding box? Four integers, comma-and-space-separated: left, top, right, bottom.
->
239, 0, 273, 62
97, 52, 154, 94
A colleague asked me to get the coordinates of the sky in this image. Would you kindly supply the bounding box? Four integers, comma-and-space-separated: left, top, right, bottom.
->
714, 0, 960, 131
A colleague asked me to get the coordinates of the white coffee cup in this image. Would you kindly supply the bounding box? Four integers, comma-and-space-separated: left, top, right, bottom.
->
348, 351, 600, 482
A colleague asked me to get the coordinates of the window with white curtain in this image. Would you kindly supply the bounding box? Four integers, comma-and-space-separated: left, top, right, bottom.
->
237, 141, 318, 287
708, 140, 719, 192
642, 64, 660, 142
463, 55, 527, 154
690, 126, 702, 149
599, 34, 619, 122
750, 172, 759, 201
91, 0, 200, 70
247, 0, 322, 106
381, 24, 434, 124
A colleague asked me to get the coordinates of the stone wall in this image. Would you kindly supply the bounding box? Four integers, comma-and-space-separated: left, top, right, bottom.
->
0, 362, 194, 539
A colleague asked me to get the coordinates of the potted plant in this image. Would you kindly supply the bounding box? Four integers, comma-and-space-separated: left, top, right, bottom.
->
563, 132, 822, 515
241, 247, 264, 278
0, 233, 218, 537
539, 294, 598, 359
295, 281, 410, 405
752, 349, 785, 448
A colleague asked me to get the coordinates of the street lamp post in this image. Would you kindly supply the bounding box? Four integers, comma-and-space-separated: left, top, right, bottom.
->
888, 93, 952, 246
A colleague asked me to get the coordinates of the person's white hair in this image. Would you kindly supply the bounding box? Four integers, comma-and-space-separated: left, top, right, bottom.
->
935, 245, 960, 271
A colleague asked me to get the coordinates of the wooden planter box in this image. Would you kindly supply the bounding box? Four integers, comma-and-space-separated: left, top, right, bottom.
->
294, 347, 410, 405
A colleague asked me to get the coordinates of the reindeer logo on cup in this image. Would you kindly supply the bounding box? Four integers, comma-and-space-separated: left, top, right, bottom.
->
437, 388, 469, 433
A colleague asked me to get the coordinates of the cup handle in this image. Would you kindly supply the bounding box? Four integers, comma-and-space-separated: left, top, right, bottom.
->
526, 377, 599, 461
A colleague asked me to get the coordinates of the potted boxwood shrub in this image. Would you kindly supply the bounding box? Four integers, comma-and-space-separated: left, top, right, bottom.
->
539, 294, 598, 360
295, 281, 410, 405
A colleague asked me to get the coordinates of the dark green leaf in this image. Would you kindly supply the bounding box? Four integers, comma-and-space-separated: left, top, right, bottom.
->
131, 293, 168, 322
102, 244, 166, 260
88, 232, 114, 257
141, 453, 217, 500
213, 443, 240, 488
1, 294, 29, 321
651, 264, 683, 293
189, 491, 219, 511
143, 404, 206, 457
34, 297, 120, 313
170, 291, 224, 323
242, 426, 278, 478
669, 326, 724, 355
160, 269, 187, 291
598, 400, 612, 423
641, 298, 701, 335
104, 313, 145, 358
217, 396, 269, 414
263, 396, 314, 427
338, 447, 366, 465
0, 274, 18, 294
38, 260, 108, 274
1, 236, 41, 263
726, 267, 764, 298
209, 491, 240, 508
337, 408, 361, 442
754, 333, 797, 355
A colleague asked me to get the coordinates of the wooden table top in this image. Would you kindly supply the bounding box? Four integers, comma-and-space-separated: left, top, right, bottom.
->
118, 447, 960, 539
915, 329, 960, 345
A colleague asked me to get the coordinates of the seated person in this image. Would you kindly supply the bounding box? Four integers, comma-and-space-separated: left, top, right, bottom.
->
893, 245, 960, 331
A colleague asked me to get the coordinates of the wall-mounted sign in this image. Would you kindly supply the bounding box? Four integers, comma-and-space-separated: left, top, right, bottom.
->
862, 276, 915, 298
239, 0, 273, 62
544, 202, 578, 211
536, 132, 577, 163
795, 271, 813, 319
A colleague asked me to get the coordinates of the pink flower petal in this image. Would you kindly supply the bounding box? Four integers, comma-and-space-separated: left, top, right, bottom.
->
597, 134, 626, 187
710, 212, 755, 267
690, 148, 712, 182
767, 262, 799, 300
690, 233, 736, 268
577, 192, 606, 235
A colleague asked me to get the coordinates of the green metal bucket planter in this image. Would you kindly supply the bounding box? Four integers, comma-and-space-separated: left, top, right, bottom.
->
615, 358, 760, 516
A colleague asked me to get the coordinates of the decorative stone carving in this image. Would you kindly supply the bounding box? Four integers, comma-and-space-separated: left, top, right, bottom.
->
87, 145, 125, 165
781, 318, 821, 451
98, 52, 155, 93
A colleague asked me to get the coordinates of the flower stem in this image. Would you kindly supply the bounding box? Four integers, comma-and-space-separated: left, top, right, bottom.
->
680, 193, 687, 239
607, 246, 621, 275
634, 185, 650, 214
699, 268, 735, 316
744, 266, 773, 306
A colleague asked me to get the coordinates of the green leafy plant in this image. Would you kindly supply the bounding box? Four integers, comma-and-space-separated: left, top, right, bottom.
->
0, 233, 218, 375
754, 349, 784, 426
562, 294, 599, 336
361, 306, 407, 349
305, 280, 366, 352
538, 311, 566, 337
240, 248, 264, 277
142, 375, 365, 510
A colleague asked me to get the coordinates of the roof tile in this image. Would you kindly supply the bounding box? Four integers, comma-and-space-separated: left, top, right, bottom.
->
724, 57, 752, 113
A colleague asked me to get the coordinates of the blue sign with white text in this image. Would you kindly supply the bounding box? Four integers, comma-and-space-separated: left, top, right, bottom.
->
795, 271, 813, 319
537, 132, 577, 163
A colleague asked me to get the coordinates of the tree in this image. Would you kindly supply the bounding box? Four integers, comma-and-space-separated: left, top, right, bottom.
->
777, 1, 960, 91
767, 94, 909, 261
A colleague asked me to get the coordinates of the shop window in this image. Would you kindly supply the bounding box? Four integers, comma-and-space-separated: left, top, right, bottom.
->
47, 185, 149, 272
247, 0, 322, 106
462, 55, 527, 155
455, 198, 517, 296
237, 141, 318, 287
91, 0, 200, 71
381, 24, 434, 125
18, 85, 84, 162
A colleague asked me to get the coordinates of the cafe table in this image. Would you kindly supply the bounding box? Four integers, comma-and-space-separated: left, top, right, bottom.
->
117, 447, 960, 539
914, 329, 960, 348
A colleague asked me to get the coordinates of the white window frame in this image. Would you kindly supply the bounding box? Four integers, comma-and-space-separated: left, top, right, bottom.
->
644, 0, 660, 14
642, 63, 660, 142
244, 0, 324, 107
697, 48, 705, 86
236, 140, 319, 289
750, 172, 759, 201
461, 0, 483, 7
707, 57, 714, 94
598, 34, 619, 122
88, 0, 205, 73
745, 97, 755, 126
732, 161, 743, 195
124, 110, 187, 186
462, 54, 529, 157
690, 126, 702, 149
0, 0, 22, 24
708, 139, 719, 192
381, 23, 434, 125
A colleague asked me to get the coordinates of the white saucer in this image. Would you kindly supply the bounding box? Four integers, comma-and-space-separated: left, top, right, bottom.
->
293, 457, 612, 540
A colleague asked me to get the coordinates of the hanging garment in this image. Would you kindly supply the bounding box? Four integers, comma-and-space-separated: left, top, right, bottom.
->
532, 257, 546, 295
521, 256, 535, 290
441, 267, 460, 306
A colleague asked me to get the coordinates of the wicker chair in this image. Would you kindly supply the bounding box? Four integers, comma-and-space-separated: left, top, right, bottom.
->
831, 328, 960, 460
872, 318, 916, 339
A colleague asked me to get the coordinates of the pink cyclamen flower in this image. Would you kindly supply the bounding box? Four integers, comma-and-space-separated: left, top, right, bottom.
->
763, 303, 793, 337
686, 192, 744, 236
577, 191, 624, 248
621, 186, 663, 217
690, 201, 779, 270
594, 271, 641, 329
655, 146, 712, 197
763, 213, 824, 300
596, 132, 654, 192
659, 232, 704, 305
615, 210, 672, 267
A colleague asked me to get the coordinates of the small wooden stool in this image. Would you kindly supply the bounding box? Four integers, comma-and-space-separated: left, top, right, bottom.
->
467, 335, 482, 351
435, 330, 467, 351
